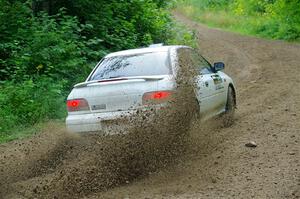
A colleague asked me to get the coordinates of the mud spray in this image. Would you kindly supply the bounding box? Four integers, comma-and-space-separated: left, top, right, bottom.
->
0, 52, 209, 199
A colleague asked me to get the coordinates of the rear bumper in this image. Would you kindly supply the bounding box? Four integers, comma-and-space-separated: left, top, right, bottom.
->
66, 110, 137, 134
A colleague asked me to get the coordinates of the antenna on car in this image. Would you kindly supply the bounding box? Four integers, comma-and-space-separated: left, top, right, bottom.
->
148, 43, 164, 48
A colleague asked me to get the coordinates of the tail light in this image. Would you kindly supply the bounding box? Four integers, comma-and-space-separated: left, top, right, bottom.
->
142, 90, 173, 105
67, 99, 89, 112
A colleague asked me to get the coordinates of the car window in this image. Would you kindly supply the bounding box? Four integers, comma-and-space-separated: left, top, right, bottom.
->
190, 50, 213, 75
89, 51, 171, 81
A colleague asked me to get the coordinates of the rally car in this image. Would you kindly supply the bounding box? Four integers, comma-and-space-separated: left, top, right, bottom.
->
66, 45, 236, 133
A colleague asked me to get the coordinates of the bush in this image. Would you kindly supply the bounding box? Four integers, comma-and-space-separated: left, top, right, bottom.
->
0, 5, 97, 135
267, 0, 300, 40
0, 78, 66, 133
0, 9, 100, 84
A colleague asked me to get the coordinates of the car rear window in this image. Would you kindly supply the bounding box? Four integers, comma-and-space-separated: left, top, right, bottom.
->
89, 51, 171, 81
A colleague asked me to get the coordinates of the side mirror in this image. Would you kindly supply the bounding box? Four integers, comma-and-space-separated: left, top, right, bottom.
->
213, 62, 225, 72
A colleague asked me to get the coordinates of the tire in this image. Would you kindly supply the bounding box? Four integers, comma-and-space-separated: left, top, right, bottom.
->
223, 86, 235, 127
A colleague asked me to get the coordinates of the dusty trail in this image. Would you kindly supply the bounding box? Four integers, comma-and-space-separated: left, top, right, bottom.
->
0, 12, 299, 199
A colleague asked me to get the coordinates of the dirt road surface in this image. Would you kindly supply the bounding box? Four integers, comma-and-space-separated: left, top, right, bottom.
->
1, 13, 299, 199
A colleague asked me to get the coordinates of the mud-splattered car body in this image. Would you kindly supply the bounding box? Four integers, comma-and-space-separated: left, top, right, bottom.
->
66, 45, 236, 133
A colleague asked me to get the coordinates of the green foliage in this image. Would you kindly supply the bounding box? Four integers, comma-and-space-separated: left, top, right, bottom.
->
0, 78, 66, 133
233, 0, 271, 15
31, 0, 174, 50
266, 0, 300, 40
177, 0, 300, 41
2, 12, 96, 84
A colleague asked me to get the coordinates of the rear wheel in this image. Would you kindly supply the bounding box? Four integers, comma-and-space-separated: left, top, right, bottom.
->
223, 86, 235, 127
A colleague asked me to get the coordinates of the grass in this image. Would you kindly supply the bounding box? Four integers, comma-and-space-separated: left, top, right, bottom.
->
0, 125, 41, 144
176, 5, 257, 36
0, 120, 64, 144
175, 2, 300, 42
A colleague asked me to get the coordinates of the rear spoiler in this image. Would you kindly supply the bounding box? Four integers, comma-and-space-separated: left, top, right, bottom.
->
74, 76, 165, 88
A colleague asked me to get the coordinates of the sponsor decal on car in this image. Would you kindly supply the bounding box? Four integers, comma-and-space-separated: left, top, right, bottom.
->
211, 75, 224, 90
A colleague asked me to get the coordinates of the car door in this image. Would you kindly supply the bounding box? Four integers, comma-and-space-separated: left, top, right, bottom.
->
190, 50, 226, 118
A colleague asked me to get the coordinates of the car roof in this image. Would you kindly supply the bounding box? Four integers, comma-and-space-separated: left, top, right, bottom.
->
105, 45, 189, 58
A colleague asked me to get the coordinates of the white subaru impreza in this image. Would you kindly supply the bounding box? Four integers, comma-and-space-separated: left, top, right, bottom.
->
66, 45, 236, 133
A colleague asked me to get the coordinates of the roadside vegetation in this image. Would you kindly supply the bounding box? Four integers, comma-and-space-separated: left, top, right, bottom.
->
0, 0, 196, 143
176, 0, 300, 41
